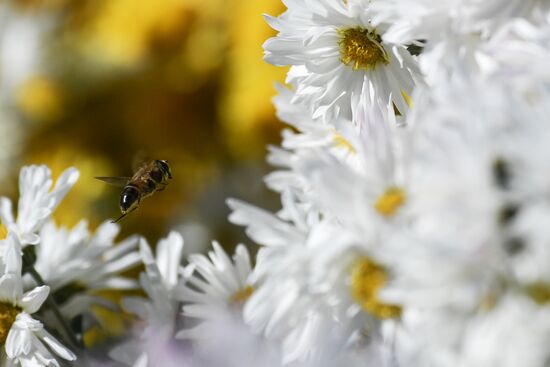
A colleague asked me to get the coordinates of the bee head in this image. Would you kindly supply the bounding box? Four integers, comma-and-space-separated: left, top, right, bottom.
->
120, 186, 140, 213
156, 160, 172, 180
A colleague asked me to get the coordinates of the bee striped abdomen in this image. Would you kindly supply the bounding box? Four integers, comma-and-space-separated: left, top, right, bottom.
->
120, 186, 140, 213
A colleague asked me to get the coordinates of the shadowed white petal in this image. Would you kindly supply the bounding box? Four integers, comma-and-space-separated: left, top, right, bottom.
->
91, 277, 138, 290
233, 245, 252, 285
47, 167, 79, 211
0, 275, 22, 303
4, 232, 22, 275
20, 286, 49, 314
0, 197, 14, 226
5, 326, 31, 358
134, 354, 148, 367
227, 198, 305, 247
39, 328, 76, 361
156, 231, 184, 288
102, 235, 139, 261
19, 232, 41, 245
139, 238, 155, 266
122, 297, 150, 320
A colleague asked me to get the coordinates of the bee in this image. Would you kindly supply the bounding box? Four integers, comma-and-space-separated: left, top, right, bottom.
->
96, 159, 172, 222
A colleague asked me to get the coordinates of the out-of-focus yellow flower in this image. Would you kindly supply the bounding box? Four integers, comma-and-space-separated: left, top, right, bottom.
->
83, 293, 136, 347
16, 76, 64, 123
183, 27, 225, 76
220, 0, 288, 158
76, 0, 190, 67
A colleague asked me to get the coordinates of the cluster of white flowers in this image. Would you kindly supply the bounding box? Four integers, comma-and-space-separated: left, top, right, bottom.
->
223, 1, 550, 366
2, 1, 550, 366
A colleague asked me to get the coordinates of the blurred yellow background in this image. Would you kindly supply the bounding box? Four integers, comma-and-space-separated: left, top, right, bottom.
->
0, 0, 287, 246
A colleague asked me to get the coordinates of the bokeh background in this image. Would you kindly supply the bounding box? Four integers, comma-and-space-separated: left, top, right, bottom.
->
0, 0, 288, 252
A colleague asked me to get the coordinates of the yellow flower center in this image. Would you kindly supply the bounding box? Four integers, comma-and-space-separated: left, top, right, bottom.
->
350, 257, 401, 319
524, 282, 550, 305
401, 90, 413, 108
375, 187, 406, 217
0, 302, 21, 345
333, 132, 356, 154
0, 225, 7, 240
338, 27, 389, 70
229, 285, 253, 305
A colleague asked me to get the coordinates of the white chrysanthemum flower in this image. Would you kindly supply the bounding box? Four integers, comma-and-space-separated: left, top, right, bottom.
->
230, 192, 406, 366
372, 0, 541, 44
0, 232, 76, 366
483, 14, 550, 90
177, 242, 253, 340
264, 0, 419, 122
457, 294, 550, 367
176, 242, 284, 367
296, 100, 409, 239
33, 220, 140, 320
228, 91, 411, 363
228, 192, 347, 364
273, 111, 412, 359
265, 84, 362, 195
110, 231, 190, 367
0, 165, 79, 246
371, 0, 549, 83
368, 78, 550, 366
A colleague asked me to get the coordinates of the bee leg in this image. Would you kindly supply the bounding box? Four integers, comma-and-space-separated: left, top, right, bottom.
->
111, 212, 128, 223
111, 206, 139, 223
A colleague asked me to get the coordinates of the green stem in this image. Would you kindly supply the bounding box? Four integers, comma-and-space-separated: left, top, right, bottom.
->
26, 266, 82, 352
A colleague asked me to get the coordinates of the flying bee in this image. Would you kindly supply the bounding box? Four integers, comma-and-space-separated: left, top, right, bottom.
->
96, 159, 172, 223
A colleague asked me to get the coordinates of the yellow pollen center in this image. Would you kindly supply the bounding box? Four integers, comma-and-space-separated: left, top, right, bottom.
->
524, 282, 550, 305
333, 132, 356, 154
229, 285, 253, 305
338, 27, 389, 70
0, 302, 21, 345
0, 225, 7, 240
375, 187, 406, 217
350, 257, 401, 319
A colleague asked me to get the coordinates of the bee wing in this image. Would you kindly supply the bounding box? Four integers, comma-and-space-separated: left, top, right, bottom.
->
132, 151, 151, 172
95, 176, 131, 187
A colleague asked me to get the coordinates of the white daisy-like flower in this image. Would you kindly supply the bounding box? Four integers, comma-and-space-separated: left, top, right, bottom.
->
110, 231, 190, 367
0, 165, 79, 246
263, 0, 420, 122
456, 294, 550, 367
298, 104, 409, 240
176, 242, 285, 367
0, 232, 76, 366
177, 241, 253, 340
372, 0, 542, 44
482, 14, 550, 92
228, 91, 410, 362
228, 192, 343, 364
274, 109, 412, 359
371, 0, 549, 83
369, 77, 550, 366
33, 219, 141, 321
265, 84, 362, 195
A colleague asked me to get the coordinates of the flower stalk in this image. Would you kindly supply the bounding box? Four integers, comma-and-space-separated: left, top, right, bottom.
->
22, 246, 82, 352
